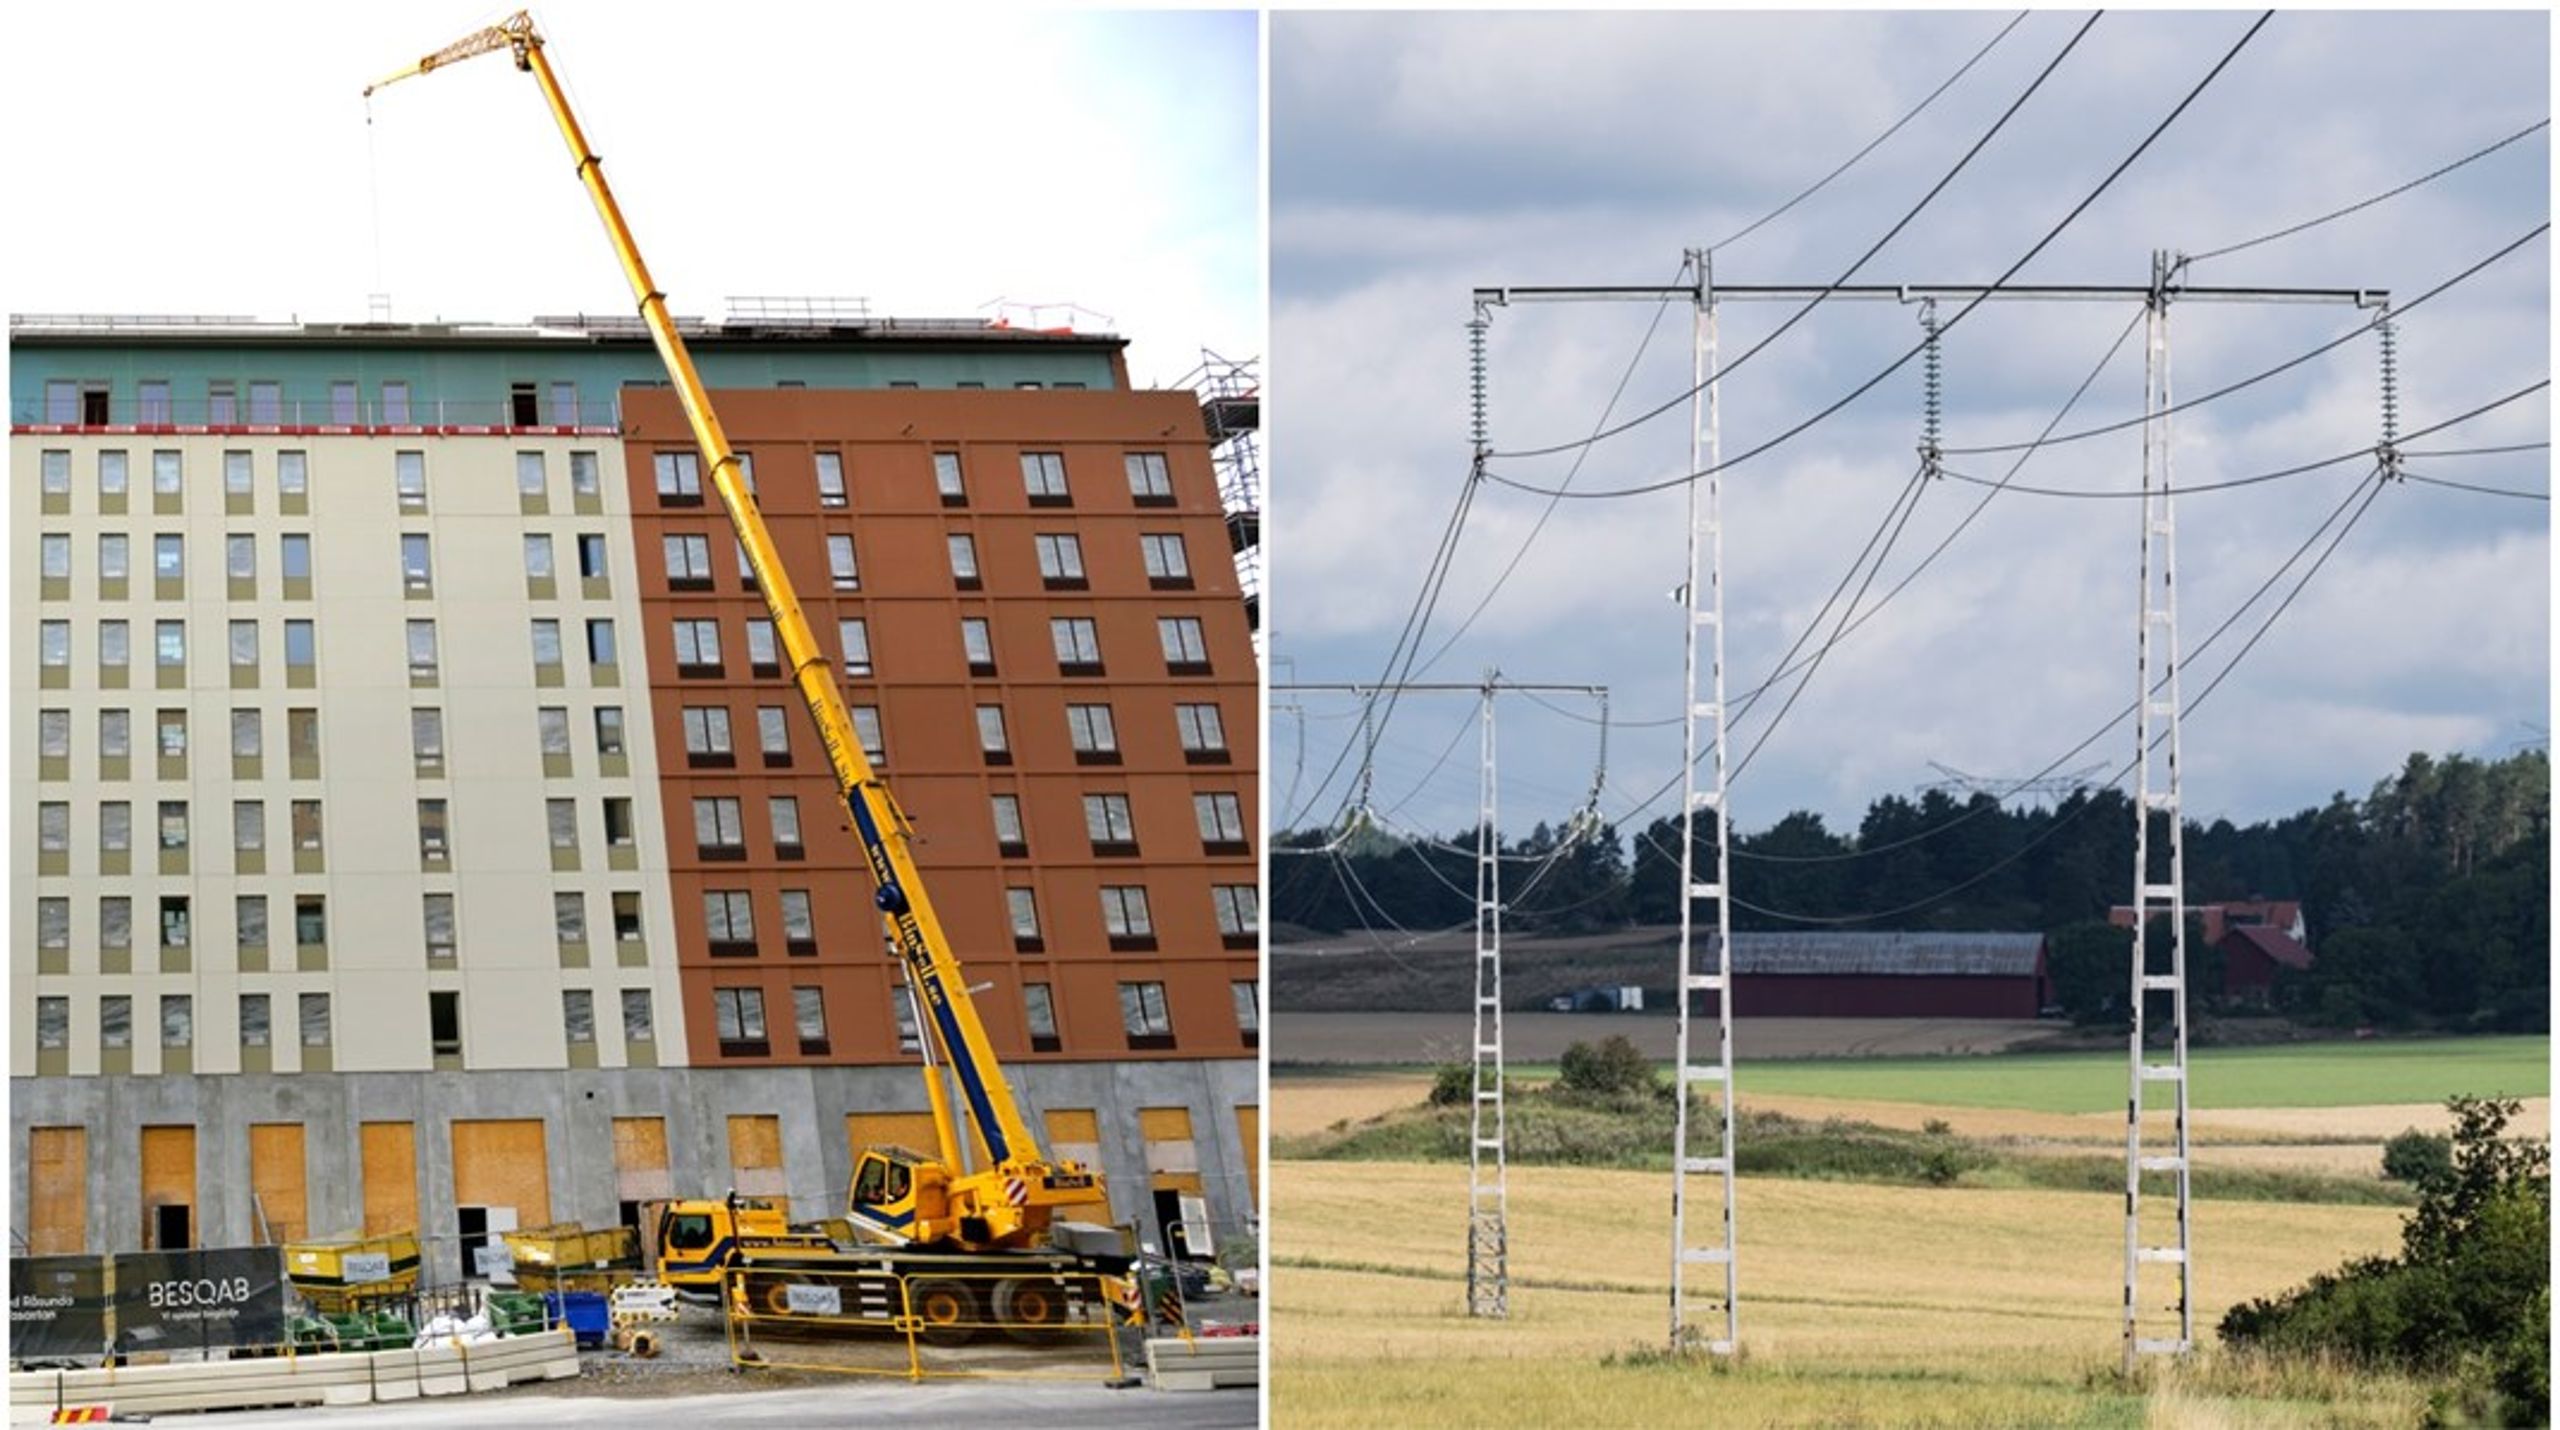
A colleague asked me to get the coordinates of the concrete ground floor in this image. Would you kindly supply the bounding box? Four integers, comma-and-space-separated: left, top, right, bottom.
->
11, 1059, 1259, 1284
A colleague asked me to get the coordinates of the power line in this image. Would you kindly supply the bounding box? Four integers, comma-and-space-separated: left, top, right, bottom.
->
1491, 12, 2104, 463
2401, 442, 2549, 459
1706, 11, 2032, 255
2403, 469, 2551, 502
1482, 10, 2279, 492
2187, 117, 2550, 264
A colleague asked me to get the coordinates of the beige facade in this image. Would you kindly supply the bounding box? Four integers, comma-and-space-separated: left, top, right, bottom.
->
11, 432, 691, 1078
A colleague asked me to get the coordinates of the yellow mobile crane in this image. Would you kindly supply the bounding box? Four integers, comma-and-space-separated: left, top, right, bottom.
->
368, 14, 1111, 1331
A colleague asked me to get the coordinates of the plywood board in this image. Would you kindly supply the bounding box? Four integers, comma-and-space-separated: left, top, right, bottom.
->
845, 1112, 942, 1164
451, 1119, 549, 1227
1235, 1105, 1260, 1205
29, 1126, 86, 1254
360, 1122, 417, 1236
611, 1117, 672, 1201
140, 1125, 196, 1248
249, 1123, 308, 1245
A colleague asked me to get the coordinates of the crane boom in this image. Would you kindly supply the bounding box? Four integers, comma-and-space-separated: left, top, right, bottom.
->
370, 13, 1050, 1197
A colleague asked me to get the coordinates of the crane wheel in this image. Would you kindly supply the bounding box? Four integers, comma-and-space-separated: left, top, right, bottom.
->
755, 1278, 794, 1318
908, 1279, 977, 1346
996, 1277, 1067, 1340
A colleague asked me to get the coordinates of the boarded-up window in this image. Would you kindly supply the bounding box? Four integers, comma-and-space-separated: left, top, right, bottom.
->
249, 1124, 308, 1244
361, 1122, 417, 1236
1139, 1107, 1202, 1194
1043, 1109, 1111, 1223
1236, 1106, 1261, 1206
450, 1119, 549, 1228
612, 1117, 672, 1203
29, 1127, 87, 1254
141, 1124, 196, 1249
728, 1114, 785, 1196
846, 1112, 942, 1170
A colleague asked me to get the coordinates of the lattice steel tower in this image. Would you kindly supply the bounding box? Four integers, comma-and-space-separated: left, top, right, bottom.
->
1670, 250, 1739, 1356
1466, 670, 1509, 1319
2124, 248, 2194, 1369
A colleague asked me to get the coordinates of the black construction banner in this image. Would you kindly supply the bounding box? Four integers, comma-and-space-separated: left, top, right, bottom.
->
9, 1255, 109, 1362
111, 1247, 286, 1356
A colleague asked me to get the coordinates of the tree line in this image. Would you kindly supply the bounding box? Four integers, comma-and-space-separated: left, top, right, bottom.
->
1272, 748, 2548, 1031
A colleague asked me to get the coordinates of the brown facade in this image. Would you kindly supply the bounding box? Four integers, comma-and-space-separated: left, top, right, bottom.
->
623, 387, 1259, 1070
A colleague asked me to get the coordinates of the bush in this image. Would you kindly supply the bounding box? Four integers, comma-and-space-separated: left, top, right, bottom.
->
2383, 1129, 2454, 1188
1557, 1036, 1657, 1100
1428, 1062, 1473, 1107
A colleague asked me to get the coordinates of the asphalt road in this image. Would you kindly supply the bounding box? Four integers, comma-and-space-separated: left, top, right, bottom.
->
186, 1380, 1257, 1428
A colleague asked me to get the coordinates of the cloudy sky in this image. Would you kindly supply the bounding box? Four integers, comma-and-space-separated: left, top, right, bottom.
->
1271, 10, 2549, 852
0, 4, 1259, 388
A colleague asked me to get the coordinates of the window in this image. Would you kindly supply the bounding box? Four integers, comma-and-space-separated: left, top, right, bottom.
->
239, 896, 269, 952
1085, 793, 1137, 849
1034, 533, 1086, 584
162, 994, 193, 1049
1100, 886, 1154, 943
682, 706, 734, 763
1020, 451, 1069, 502
406, 619, 439, 678
233, 800, 264, 853
100, 450, 130, 497
715, 988, 768, 1052
1066, 703, 1119, 758
588, 619, 619, 667
239, 994, 270, 1049
232, 709, 263, 760
227, 534, 256, 582
395, 450, 426, 508
603, 797, 634, 848
531, 619, 564, 669
991, 794, 1026, 855
163, 896, 194, 948
734, 537, 756, 588
224, 450, 253, 499
288, 708, 321, 766
839, 618, 872, 677
594, 707, 626, 757
301, 993, 331, 1048
1051, 617, 1101, 672
1196, 792, 1248, 848
292, 800, 323, 852
947, 534, 980, 585
156, 710, 188, 760
280, 533, 311, 581
411, 708, 443, 768
102, 996, 133, 1050
401, 534, 433, 591
673, 619, 721, 674
623, 989, 655, 1044
38, 802, 68, 853
757, 706, 791, 761
43, 382, 75, 424
579, 534, 609, 579
552, 382, 579, 425
769, 796, 803, 855
1214, 884, 1260, 943
571, 451, 601, 500
424, 893, 456, 961
851, 706, 886, 765
1008, 888, 1042, 947
134, 381, 172, 423
555, 892, 587, 946
663, 533, 713, 586
538, 707, 573, 758
827, 534, 860, 590
285, 622, 316, 678
41, 534, 70, 580
807, 450, 848, 507
429, 991, 460, 1058
893, 986, 922, 1054
278, 452, 308, 503
1177, 702, 1229, 759
961, 618, 994, 673
548, 798, 579, 850
793, 987, 828, 1051
39, 709, 70, 760
516, 451, 547, 501
155, 620, 186, 669
1023, 983, 1060, 1052
1141, 533, 1191, 583
381, 381, 409, 424
976, 705, 1010, 760
153, 450, 183, 497
100, 801, 131, 853
746, 620, 778, 673
329, 381, 357, 424
1119, 981, 1174, 1047
1159, 617, 1210, 670
933, 451, 965, 503
100, 898, 129, 955
655, 451, 701, 502
777, 889, 816, 953
524, 534, 556, 580
100, 621, 129, 670
563, 990, 595, 1045
101, 535, 130, 582
229, 620, 259, 670
153, 534, 184, 584
419, 800, 451, 860
1126, 452, 1173, 501
694, 797, 746, 856
1233, 981, 1261, 1044
37, 997, 69, 1052
40, 620, 70, 670
40, 449, 70, 498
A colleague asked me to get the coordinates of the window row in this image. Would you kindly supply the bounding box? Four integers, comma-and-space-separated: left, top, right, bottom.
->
686, 880, 1257, 958
33, 894, 331, 957
38, 619, 316, 678
652, 448, 1175, 512
705, 975, 1252, 1060
665, 609, 1214, 687
34, 448, 309, 511
35, 707, 322, 775
37, 380, 593, 429
399, 529, 613, 594
33, 992, 333, 1054
37, 531, 314, 598
36, 799, 326, 859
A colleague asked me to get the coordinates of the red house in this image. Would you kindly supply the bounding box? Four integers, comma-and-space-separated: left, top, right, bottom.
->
2219, 925, 2314, 1002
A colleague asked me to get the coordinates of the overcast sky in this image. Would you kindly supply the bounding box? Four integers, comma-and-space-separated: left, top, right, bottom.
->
0, 4, 1259, 388
1270, 10, 2550, 854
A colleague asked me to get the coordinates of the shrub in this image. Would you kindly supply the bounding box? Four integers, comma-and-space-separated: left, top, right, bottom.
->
1429, 1062, 1473, 1107
2382, 1129, 2454, 1188
1557, 1036, 1657, 1100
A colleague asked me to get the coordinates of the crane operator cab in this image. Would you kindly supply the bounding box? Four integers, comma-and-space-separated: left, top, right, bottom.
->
848, 1146, 955, 1246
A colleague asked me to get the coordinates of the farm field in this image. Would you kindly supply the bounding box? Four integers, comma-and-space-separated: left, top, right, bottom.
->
1269, 1160, 2430, 1427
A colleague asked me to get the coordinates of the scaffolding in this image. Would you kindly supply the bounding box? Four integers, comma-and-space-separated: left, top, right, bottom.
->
1183, 350, 1262, 650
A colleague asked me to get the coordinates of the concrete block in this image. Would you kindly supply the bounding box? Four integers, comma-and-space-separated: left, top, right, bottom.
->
1145, 1336, 1259, 1391
414, 1341, 469, 1396
369, 1347, 421, 1401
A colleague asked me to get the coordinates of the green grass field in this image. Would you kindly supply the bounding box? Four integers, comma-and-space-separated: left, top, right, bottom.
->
1496, 1036, 2546, 1113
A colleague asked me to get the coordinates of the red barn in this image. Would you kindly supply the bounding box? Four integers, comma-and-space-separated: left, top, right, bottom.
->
2219, 925, 2314, 1002
1728, 933, 2050, 1019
